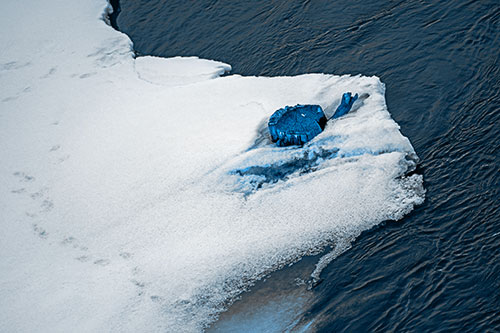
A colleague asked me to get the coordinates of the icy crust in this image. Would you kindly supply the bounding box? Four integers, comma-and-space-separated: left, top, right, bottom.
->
0, 1, 423, 332
135, 56, 232, 86
215, 88, 419, 196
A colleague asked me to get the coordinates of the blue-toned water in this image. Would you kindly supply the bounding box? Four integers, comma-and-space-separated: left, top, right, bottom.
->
113, 0, 499, 331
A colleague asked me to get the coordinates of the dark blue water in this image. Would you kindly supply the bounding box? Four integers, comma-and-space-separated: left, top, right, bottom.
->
113, 0, 499, 331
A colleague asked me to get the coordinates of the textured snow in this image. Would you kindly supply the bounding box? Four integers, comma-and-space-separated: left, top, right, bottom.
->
0, 0, 424, 332
135, 56, 232, 86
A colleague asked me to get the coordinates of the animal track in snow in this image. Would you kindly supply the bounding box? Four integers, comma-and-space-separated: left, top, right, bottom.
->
94, 259, 111, 266
40, 67, 57, 79
49, 145, 61, 152
13, 171, 35, 182
0, 61, 31, 71
32, 223, 48, 239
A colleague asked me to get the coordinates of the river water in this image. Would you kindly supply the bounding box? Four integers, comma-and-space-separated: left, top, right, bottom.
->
113, 0, 499, 331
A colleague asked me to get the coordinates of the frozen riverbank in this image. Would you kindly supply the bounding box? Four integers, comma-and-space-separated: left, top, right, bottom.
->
0, 1, 423, 331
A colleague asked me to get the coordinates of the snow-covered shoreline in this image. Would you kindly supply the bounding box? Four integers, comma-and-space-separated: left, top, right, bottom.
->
0, 1, 423, 331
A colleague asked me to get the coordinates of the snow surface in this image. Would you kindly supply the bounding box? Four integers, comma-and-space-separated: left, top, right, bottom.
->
0, 0, 424, 332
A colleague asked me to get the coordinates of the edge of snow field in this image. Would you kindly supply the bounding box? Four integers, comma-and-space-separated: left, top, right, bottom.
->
0, 1, 425, 332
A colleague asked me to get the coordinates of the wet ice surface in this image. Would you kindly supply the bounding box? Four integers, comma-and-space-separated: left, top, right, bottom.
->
208, 254, 321, 333
0, 1, 423, 332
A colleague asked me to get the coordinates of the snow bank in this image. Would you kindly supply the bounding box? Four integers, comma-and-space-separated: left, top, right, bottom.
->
0, 0, 424, 332
135, 56, 231, 86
